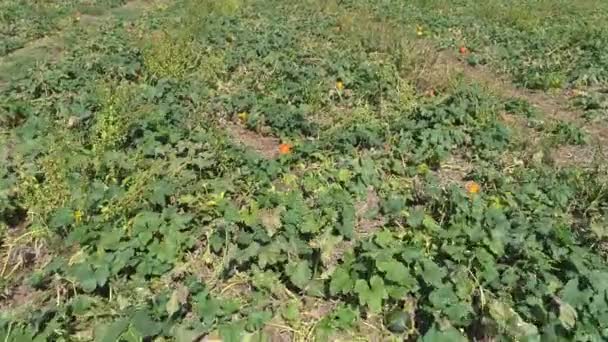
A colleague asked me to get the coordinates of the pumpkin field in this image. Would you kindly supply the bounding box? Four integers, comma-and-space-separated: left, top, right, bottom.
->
1, 0, 608, 340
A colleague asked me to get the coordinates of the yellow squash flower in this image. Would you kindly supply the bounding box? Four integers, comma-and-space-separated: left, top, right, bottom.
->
336, 81, 344, 91
465, 181, 481, 195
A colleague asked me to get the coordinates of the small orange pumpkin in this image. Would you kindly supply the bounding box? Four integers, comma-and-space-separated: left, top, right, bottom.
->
278, 143, 293, 155
465, 181, 481, 195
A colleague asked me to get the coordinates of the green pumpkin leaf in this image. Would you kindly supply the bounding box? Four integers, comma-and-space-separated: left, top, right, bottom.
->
130, 310, 161, 338
330, 267, 354, 295
332, 305, 358, 329
282, 300, 300, 322
94, 319, 129, 342
219, 322, 245, 342
286, 260, 312, 290
94, 265, 110, 287
246, 310, 272, 331
557, 298, 577, 330
560, 278, 589, 308
306, 279, 326, 297
50, 208, 74, 228
376, 258, 415, 289
420, 259, 446, 287
422, 326, 467, 342
71, 263, 97, 293
488, 300, 539, 339
407, 207, 425, 227
71, 295, 94, 315
354, 276, 388, 313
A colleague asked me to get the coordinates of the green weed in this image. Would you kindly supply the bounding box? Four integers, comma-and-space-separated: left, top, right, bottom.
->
550, 121, 589, 146
17, 152, 72, 225
142, 31, 199, 80
91, 83, 139, 153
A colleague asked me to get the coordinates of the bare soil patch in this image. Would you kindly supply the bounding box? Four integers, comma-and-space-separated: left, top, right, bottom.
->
224, 122, 281, 159
355, 187, 386, 236
0, 283, 42, 311
421, 43, 608, 167
551, 145, 605, 169
435, 154, 474, 187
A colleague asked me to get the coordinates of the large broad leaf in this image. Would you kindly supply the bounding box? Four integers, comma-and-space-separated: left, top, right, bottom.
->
130, 310, 161, 338
258, 243, 284, 268
488, 300, 539, 339
147, 180, 175, 205
306, 279, 326, 297
286, 260, 312, 290
332, 305, 359, 329
94, 319, 129, 342
132, 211, 162, 234
406, 207, 425, 227
420, 259, 446, 287
70, 263, 97, 293
376, 258, 416, 289
50, 207, 74, 228
330, 267, 354, 295
354, 276, 388, 313
246, 310, 272, 331
281, 300, 300, 322
337, 204, 355, 239
94, 265, 110, 287
422, 326, 467, 342
560, 278, 591, 308
172, 324, 204, 342
556, 298, 577, 330
219, 322, 246, 342
195, 293, 221, 324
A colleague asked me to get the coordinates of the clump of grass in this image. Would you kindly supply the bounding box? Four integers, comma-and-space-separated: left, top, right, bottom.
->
17, 152, 72, 225
142, 31, 199, 80
549, 121, 589, 146
91, 82, 139, 153
334, 8, 460, 95
178, 0, 243, 37
0, 226, 49, 280
186, 0, 242, 16
196, 50, 227, 86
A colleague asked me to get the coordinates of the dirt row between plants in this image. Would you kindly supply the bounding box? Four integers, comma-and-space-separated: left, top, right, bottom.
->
427, 46, 607, 168
0, 0, 164, 87
223, 121, 282, 159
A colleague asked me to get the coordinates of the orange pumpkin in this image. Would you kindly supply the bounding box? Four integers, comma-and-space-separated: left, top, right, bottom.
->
465, 181, 480, 194
278, 143, 293, 155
